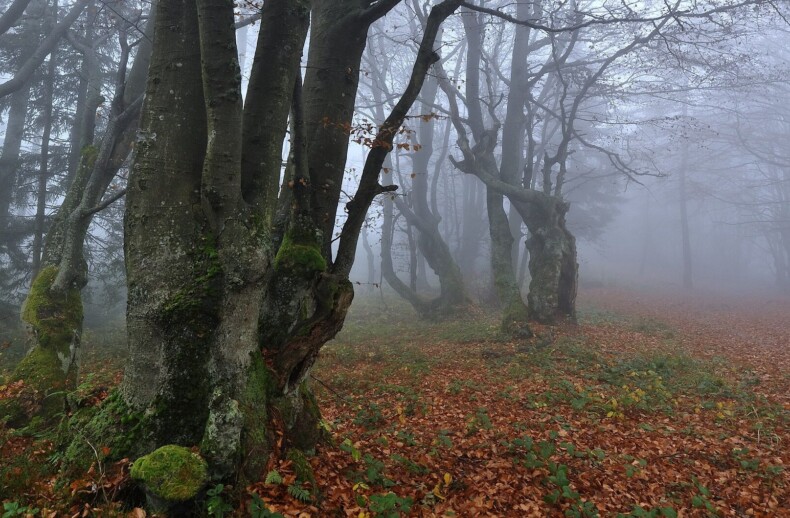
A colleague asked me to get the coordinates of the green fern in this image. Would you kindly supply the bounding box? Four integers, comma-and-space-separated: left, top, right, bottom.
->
264, 470, 283, 485
287, 483, 312, 502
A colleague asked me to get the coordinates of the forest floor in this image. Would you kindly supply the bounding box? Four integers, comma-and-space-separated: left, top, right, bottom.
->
1, 288, 788, 517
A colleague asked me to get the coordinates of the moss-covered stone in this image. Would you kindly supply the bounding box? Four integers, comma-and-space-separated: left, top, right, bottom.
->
130, 445, 208, 502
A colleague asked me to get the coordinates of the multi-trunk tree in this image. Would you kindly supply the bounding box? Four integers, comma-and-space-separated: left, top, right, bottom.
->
4, 0, 464, 502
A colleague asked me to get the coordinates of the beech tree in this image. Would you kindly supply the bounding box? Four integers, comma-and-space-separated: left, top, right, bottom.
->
15, 0, 465, 498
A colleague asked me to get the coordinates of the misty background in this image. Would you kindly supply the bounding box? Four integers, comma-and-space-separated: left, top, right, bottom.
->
1, 0, 788, 332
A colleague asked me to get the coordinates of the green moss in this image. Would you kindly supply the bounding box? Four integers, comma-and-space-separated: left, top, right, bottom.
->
80, 145, 99, 168
238, 353, 273, 481
159, 235, 223, 327
130, 445, 208, 501
64, 390, 149, 473
21, 266, 83, 354
273, 232, 326, 275
13, 346, 70, 393
9, 267, 83, 423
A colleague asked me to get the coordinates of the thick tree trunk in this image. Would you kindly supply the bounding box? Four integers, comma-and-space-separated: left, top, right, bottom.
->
241, 0, 310, 222
461, 9, 529, 331
520, 198, 577, 323
303, 1, 371, 257
64, 1, 459, 507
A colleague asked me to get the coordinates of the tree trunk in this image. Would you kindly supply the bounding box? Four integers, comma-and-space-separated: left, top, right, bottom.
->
461, 9, 529, 332
520, 198, 577, 323
679, 139, 693, 290
31, 40, 57, 278
361, 229, 376, 292
0, 84, 31, 239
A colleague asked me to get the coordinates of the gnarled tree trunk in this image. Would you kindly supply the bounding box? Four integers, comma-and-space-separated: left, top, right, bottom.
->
69, 0, 462, 502
521, 199, 577, 323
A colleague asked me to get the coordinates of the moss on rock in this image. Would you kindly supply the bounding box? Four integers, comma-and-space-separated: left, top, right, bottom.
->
130, 445, 208, 502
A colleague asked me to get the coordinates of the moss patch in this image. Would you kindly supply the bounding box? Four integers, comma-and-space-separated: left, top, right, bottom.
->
238, 353, 272, 481
64, 390, 149, 473
21, 266, 83, 352
273, 232, 326, 275
9, 267, 83, 423
130, 445, 208, 502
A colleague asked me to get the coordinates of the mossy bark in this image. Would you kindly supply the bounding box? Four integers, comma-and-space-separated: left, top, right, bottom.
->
522, 199, 578, 323
73, 1, 450, 510
4, 266, 83, 425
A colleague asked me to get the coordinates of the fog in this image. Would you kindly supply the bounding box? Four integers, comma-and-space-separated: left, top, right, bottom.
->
1, 0, 789, 323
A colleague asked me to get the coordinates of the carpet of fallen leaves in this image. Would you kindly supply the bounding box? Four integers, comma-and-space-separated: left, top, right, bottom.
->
254, 289, 788, 517
1, 288, 788, 517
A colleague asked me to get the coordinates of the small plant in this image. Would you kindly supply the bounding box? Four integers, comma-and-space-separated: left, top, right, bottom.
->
395, 429, 417, 446
624, 458, 647, 478
690, 476, 718, 515
465, 407, 493, 435
362, 453, 394, 487
340, 438, 362, 461
205, 484, 233, 518
368, 492, 413, 518
617, 505, 677, 518
433, 429, 453, 449
2, 502, 39, 518
287, 482, 312, 503
543, 463, 598, 517
391, 454, 429, 475
354, 402, 385, 429
248, 492, 284, 518
264, 470, 284, 485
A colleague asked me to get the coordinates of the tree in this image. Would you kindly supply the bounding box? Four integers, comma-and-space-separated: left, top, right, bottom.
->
364, 7, 469, 317
2, 0, 153, 426
54, 0, 464, 495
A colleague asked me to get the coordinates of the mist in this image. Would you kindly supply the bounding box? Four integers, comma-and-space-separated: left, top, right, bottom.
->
0, 0, 788, 514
